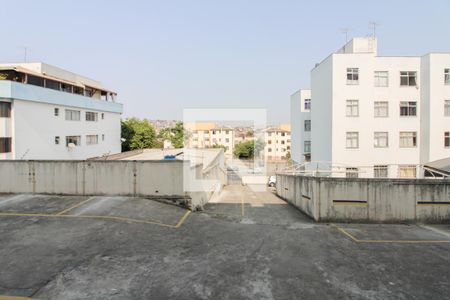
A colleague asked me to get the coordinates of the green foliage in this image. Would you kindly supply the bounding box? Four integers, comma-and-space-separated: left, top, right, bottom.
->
211, 144, 227, 151
157, 121, 185, 148
121, 118, 157, 151
233, 139, 265, 159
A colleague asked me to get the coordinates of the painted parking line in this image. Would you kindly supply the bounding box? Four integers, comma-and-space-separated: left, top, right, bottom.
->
0, 210, 192, 229
331, 224, 450, 244
54, 196, 97, 215
0, 296, 34, 300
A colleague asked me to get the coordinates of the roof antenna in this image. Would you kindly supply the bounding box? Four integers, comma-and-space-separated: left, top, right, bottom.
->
340, 28, 351, 44
369, 21, 379, 38
23, 46, 28, 62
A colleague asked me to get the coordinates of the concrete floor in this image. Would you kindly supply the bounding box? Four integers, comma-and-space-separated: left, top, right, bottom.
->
0, 186, 449, 299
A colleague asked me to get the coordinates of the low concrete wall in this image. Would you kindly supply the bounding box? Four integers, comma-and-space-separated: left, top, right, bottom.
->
0, 159, 224, 210
276, 174, 450, 223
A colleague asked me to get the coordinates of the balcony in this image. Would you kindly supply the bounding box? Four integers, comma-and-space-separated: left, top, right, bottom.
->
0, 81, 123, 114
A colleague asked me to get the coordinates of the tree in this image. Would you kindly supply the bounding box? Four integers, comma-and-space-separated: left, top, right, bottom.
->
233, 139, 265, 159
121, 118, 157, 151
157, 121, 185, 148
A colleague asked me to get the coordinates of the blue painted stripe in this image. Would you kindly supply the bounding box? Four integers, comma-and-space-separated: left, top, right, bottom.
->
0, 81, 123, 113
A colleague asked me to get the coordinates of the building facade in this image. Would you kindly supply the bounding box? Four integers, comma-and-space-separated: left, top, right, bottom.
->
292, 37, 450, 178
290, 90, 311, 164
264, 124, 291, 161
186, 122, 235, 156
0, 62, 122, 160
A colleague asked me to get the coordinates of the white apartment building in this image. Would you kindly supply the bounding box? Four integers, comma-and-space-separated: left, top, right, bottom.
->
290, 90, 311, 164
0, 62, 123, 160
186, 123, 235, 156
292, 37, 450, 178
264, 124, 291, 161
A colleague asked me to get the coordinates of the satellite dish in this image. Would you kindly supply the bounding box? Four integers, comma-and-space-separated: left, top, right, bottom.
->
67, 143, 76, 149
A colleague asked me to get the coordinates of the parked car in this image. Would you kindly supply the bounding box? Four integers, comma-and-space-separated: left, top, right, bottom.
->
268, 175, 276, 187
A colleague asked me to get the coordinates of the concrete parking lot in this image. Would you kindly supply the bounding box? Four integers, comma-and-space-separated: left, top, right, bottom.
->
0, 186, 450, 299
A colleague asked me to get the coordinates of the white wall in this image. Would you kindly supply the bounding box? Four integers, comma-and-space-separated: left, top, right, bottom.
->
12, 99, 121, 160
311, 55, 333, 165
331, 54, 422, 177
290, 89, 311, 164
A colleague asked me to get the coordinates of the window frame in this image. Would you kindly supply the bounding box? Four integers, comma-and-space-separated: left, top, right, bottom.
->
0, 102, 11, 118
346, 100, 359, 117
374, 165, 388, 178
374, 71, 389, 87
445, 132, 450, 148
65, 109, 81, 121
399, 132, 417, 148
85, 111, 98, 122
346, 68, 359, 85
400, 101, 417, 117
374, 132, 389, 148
398, 165, 417, 178
0, 137, 12, 153
374, 101, 389, 117
400, 71, 417, 86
346, 132, 359, 149
304, 99, 311, 110
445, 100, 450, 117
66, 136, 81, 147
86, 134, 99, 145
304, 120, 311, 132
445, 69, 450, 85
304, 141, 311, 153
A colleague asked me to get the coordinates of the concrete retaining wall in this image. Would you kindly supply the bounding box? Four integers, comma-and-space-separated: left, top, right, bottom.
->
276, 174, 450, 222
0, 160, 223, 210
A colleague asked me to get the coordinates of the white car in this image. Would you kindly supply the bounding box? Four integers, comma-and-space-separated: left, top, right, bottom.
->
268, 175, 276, 187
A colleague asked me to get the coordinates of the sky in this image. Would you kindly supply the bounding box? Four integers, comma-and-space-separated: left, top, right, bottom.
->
1, 0, 450, 124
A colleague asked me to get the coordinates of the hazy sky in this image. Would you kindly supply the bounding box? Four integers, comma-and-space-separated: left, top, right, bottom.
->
1, 0, 450, 124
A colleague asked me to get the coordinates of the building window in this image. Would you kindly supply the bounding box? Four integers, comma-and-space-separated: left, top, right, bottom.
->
374, 101, 388, 117
346, 100, 359, 117
304, 141, 311, 153
445, 132, 450, 148
54, 108, 59, 117
346, 132, 359, 149
304, 99, 311, 110
400, 71, 417, 86
86, 135, 99, 145
101, 113, 105, 120
268, 140, 272, 144
61, 83, 73, 93
86, 111, 98, 122
399, 165, 416, 178
225, 138, 230, 143
73, 86, 84, 95
445, 100, 450, 116
0, 102, 11, 118
27, 75, 45, 87
225, 130, 229, 134
374, 132, 389, 148
445, 69, 450, 84
66, 136, 81, 147
65, 109, 80, 121
304, 120, 311, 132
346, 68, 359, 85
281, 132, 286, 137
281, 140, 285, 145
400, 132, 417, 148
400, 101, 417, 116
268, 148, 272, 152
55, 136, 60, 145
0, 137, 12, 153
374, 71, 389, 87
374, 165, 388, 178
102, 134, 105, 141
346, 167, 359, 178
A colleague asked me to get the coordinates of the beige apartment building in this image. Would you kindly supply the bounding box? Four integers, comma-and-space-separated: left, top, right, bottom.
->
185, 122, 235, 156
264, 124, 291, 161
